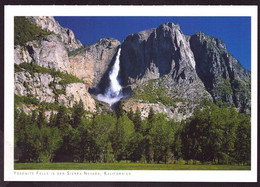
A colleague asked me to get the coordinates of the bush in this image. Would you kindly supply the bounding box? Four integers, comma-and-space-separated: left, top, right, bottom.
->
15, 94, 40, 106
14, 94, 60, 111
67, 46, 85, 56
56, 89, 66, 95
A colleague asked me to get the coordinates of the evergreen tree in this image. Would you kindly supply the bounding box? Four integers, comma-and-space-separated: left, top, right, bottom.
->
31, 110, 37, 125
127, 108, 134, 122
48, 111, 57, 127
89, 114, 117, 162
218, 107, 238, 164
116, 102, 124, 119
150, 114, 173, 163
234, 114, 251, 165
71, 100, 85, 129
37, 106, 46, 129
40, 126, 62, 162
126, 107, 144, 162
127, 132, 143, 162
148, 107, 155, 124
133, 107, 142, 133
106, 141, 115, 163
53, 104, 73, 162
111, 114, 135, 161
71, 118, 91, 162
143, 107, 155, 163
110, 120, 124, 161
56, 104, 70, 131
16, 110, 41, 162
170, 120, 182, 162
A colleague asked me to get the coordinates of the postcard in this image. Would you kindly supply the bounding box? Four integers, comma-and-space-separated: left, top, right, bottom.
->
4, 5, 258, 182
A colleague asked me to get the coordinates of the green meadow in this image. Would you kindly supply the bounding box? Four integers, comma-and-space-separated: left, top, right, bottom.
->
14, 163, 250, 170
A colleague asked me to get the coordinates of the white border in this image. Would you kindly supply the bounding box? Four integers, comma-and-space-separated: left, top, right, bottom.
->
4, 5, 258, 182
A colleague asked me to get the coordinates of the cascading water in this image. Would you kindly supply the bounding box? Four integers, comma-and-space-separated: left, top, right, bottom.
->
97, 48, 123, 106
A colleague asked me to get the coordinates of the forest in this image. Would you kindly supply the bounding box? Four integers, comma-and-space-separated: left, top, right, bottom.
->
14, 100, 251, 165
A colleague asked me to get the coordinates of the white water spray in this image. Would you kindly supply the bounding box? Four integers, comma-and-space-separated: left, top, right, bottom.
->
97, 48, 123, 106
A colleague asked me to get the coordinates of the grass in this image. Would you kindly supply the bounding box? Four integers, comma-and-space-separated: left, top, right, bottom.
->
14, 163, 250, 170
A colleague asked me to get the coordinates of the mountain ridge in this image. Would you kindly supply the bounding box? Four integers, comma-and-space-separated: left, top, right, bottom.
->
14, 17, 251, 121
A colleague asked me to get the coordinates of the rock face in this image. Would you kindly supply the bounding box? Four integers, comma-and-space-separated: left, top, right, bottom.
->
189, 32, 251, 113
59, 83, 96, 111
68, 38, 120, 92
120, 22, 197, 86
14, 17, 121, 114
120, 22, 212, 120
15, 35, 70, 72
14, 71, 96, 112
14, 17, 97, 113
14, 17, 251, 121
25, 16, 83, 51
119, 22, 251, 119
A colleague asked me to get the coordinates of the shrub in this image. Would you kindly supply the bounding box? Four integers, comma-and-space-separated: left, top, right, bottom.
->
67, 46, 85, 56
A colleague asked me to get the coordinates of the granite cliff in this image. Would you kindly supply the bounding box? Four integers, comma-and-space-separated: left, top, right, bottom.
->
14, 17, 251, 121
14, 16, 119, 115
119, 22, 250, 120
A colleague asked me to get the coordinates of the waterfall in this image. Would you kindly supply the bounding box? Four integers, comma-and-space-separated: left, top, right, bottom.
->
97, 48, 123, 106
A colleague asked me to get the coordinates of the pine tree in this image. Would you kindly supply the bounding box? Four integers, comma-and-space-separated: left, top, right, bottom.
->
48, 111, 57, 127
127, 108, 134, 121
126, 108, 144, 162
133, 107, 142, 133
234, 114, 251, 165
143, 107, 155, 163
37, 106, 46, 129
53, 104, 73, 162
116, 102, 124, 119
56, 104, 70, 131
71, 100, 85, 129
148, 107, 155, 124
150, 114, 173, 163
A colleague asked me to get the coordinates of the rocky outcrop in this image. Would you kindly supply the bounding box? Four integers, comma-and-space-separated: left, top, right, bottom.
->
15, 72, 57, 103
15, 35, 70, 72
68, 38, 120, 91
122, 98, 192, 121
59, 83, 96, 111
189, 32, 251, 113
14, 71, 96, 112
25, 16, 83, 51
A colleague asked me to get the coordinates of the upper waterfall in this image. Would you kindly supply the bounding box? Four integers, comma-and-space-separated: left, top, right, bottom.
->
97, 48, 123, 106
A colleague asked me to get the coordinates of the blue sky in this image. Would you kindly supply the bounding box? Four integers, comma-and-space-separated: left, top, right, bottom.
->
55, 17, 251, 71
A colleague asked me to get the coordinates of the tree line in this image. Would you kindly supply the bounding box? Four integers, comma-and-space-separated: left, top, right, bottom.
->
14, 100, 250, 165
